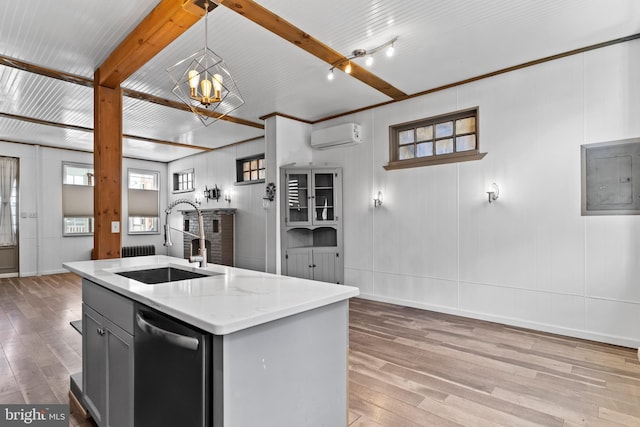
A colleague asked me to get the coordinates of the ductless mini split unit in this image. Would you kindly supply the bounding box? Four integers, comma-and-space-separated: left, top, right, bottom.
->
310, 123, 362, 150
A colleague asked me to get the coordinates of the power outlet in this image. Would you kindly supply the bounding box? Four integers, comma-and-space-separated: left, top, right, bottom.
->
111, 221, 120, 233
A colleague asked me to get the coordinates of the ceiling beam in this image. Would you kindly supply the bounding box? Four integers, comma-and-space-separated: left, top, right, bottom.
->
0, 54, 264, 129
0, 56, 93, 87
97, 0, 213, 88
219, 0, 408, 101
0, 111, 211, 152
122, 88, 264, 129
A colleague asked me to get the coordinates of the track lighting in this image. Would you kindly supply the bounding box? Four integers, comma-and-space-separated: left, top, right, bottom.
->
386, 42, 395, 57
365, 55, 374, 67
345, 61, 352, 74
327, 36, 398, 81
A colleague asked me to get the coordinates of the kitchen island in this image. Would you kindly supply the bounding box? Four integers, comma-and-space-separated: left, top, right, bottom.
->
64, 255, 359, 427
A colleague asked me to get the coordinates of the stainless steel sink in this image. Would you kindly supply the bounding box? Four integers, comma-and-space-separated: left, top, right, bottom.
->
115, 266, 222, 285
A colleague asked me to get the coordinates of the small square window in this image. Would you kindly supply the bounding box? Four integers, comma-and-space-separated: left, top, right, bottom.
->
236, 154, 265, 184
173, 168, 194, 193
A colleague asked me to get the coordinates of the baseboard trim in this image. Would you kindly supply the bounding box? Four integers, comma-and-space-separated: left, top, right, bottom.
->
0, 272, 19, 278
357, 293, 640, 349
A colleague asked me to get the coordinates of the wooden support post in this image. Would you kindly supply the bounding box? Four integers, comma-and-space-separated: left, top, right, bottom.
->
93, 70, 122, 259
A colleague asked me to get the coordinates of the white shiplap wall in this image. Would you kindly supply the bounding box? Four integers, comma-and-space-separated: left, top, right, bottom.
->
0, 142, 168, 275
311, 38, 640, 347
166, 138, 267, 271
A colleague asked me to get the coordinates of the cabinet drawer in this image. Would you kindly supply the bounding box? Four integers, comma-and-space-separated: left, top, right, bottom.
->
83, 279, 134, 335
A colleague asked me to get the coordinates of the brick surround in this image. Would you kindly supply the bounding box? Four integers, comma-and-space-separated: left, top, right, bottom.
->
180, 208, 235, 266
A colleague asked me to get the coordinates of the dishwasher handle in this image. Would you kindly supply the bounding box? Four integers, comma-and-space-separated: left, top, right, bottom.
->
136, 313, 200, 351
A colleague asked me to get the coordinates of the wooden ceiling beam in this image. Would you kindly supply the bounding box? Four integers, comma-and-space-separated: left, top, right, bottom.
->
122, 88, 264, 129
0, 111, 211, 152
0, 54, 264, 129
97, 0, 212, 88
0, 56, 93, 87
219, 0, 408, 101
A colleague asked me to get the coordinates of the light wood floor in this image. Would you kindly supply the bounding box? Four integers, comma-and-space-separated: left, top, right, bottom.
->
1, 274, 639, 426
348, 298, 640, 426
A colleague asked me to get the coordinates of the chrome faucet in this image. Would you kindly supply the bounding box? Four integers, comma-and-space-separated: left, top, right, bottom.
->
163, 199, 207, 268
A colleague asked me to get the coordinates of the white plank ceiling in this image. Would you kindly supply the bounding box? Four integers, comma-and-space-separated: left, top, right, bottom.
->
0, 0, 639, 162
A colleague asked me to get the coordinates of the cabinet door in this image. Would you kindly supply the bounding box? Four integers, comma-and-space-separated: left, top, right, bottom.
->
285, 171, 311, 225
83, 304, 106, 425
312, 248, 340, 284
105, 319, 134, 427
285, 250, 313, 280
311, 170, 340, 225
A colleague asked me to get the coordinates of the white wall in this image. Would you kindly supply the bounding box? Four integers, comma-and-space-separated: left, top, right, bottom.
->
166, 138, 267, 271
310, 38, 640, 348
264, 116, 313, 273
0, 143, 167, 276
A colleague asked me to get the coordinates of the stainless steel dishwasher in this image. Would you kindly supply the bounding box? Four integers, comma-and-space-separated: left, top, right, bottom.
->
134, 303, 211, 427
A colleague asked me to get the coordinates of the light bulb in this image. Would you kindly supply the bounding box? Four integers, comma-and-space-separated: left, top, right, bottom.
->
386, 44, 395, 57
365, 55, 374, 67
188, 70, 200, 97
327, 69, 334, 81
200, 79, 212, 104
212, 73, 223, 100
345, 61, 352, 74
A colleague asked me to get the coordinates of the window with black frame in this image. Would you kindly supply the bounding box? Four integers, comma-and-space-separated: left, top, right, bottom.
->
236, 155, 265, 184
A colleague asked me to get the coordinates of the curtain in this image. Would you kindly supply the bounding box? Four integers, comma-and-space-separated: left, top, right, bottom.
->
0, 157, 18, 246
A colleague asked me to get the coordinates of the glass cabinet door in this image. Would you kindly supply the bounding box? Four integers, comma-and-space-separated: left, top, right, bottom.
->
286, 172, 310, 224
313, 172, 335, 222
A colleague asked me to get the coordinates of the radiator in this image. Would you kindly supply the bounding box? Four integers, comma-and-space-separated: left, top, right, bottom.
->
121, 245, 156, 258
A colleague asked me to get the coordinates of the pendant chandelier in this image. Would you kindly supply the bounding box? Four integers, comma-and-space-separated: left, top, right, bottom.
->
167, 0, 244, 126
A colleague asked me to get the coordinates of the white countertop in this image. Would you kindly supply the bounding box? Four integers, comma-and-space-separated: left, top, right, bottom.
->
63, 256, 359, 335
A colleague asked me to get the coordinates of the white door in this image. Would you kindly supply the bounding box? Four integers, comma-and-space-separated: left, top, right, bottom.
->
0, 156, 18, 276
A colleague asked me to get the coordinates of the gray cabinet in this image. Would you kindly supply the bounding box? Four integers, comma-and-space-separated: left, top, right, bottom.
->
281, 167, 343, 284
82, 279, 134, 427
285, 247, 340, 283
284, 169, 341, 226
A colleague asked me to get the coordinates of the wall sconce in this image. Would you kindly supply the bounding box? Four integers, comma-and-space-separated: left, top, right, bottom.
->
487, 183, 499, 203
204, 185, 221, 202
224, 191, 232, 204
373, 191, 383, 208
263, 182, 276, 209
